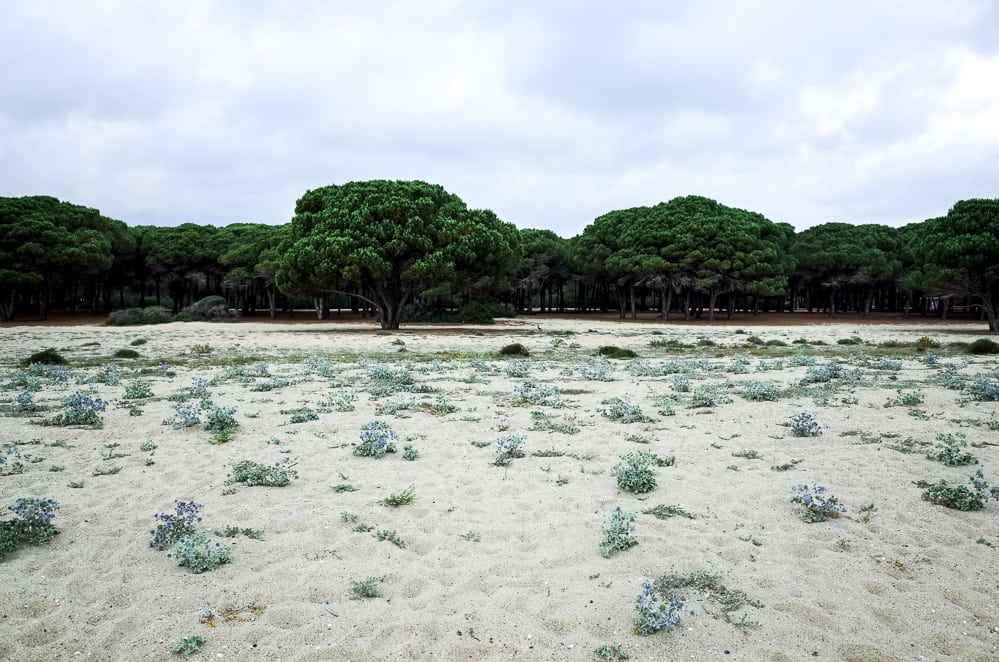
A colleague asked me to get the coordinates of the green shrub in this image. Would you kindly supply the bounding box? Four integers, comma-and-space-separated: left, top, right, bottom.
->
170, 531, 232, 573
498, 343, 530, 357
20, 349, 69, 367
967, 338, 999, 355
598, 346, 638, 359
174, 295, 233, 322
614, 451, 657, 493
106, 306, 173, 326
112, 348, 141, 359
0, 497, 60, 560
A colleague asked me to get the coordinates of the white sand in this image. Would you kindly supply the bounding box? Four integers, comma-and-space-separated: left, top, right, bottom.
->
0, 317, 996, 661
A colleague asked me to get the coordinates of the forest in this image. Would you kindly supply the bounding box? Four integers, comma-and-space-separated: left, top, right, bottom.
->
1, 182, 997, 330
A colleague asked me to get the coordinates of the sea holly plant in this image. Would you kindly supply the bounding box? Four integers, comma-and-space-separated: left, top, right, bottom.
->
41, 392, 107, 427
493, 435, 526, 467
354, 421, 398, 457
1, 497, 60, 559
788, 411, 822, 437
921, 469, 999, 511
634, 581, 686, 636
790, 483, 846, 522
150, 500, 203, 550
614, 451, 657, 493
600, 507, 638, 558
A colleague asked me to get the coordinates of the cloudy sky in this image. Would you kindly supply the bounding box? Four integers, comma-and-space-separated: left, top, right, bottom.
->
2, 1, 997, 235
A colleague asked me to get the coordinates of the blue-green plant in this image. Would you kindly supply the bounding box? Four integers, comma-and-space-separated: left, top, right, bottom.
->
171, 402, 201, 428
171, 635, 204, 656
580, 359, 614, 381
600, 507, 637, 558
788, 411, 822, 437
493, 435, 526, 466
354, 421, 398, 457
170, 531, 232, 573
740, 381, 779, 401
594, 643, 630, 660
600, 397, 652, 423
402, 445, 420, 461
373, 529, 406, 548
511, 382, 564, 407
13, 390, 39, 413
123, 381, 154, 400
614, 451, 657, 493
151, 500, 203, 550
225, 459, 298, 487
669, 374, 690, 392
1, 445, 25, 476
791, 483, 846, 522
504, 360, 531, 378
1, 497, 60, 559
204, 404, 238, 442
634, 581, 685, 636
42, 392, 107, 427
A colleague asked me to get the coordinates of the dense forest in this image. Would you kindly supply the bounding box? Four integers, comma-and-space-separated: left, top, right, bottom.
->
1, 184, 997, 330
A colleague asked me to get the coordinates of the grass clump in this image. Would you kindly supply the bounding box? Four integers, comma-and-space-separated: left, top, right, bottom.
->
598, 346, 638, 359
967, 338, 999, 355
498, 343, 530, 357
20, 349, 69, 367
642, 504, 695, 520
600, 507, 638, 558
225, 459, 298, 487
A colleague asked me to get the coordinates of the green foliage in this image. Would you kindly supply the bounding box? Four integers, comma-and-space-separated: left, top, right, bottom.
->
498, 343, 530, 357
354, 421, 398, 457
106, 306, 173, 326
600, 507, 638, 558
373, 529, 406, 548
926, 433, 977, 466
350, 576, 385, 599
277, 180, 521, 329
171, 531, 232, 573
598, 346, 637, 359
112, 348, 141, 359
123, 381, 154, 400
20, 349, 68, 367
614, 451, 657, 493
0, 497, 60, 559
225, 460, 298, 487
174, 295, 233, 322
380, 485, 416, 506
594, 643, 630, 660
642, 504, 696, 520
171, 635, 205, 656
600, 397, 652, 423
967, 338, 999, 354
921, 469, 998, 510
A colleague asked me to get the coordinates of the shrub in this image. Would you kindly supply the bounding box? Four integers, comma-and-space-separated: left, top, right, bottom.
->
0, 497, 60, 559
634, 581, 685, 636
493, 436, 526, 466
226, 459, 298, 487
788, 411, 822, 437
740, 381, 779, 401
171, 531, 232, 573
151, 500, 203, 550
967, 338, 999, 355
113, 348, 141, 359
175, 295, 233, 322
42, 392, 107, 427
498, 343, 530, 357
107, 306, 173, 326
20, 349, 69, 367
354, 421, 399, 457
600, 507, 638, 558
598, 346, 638, 359
600, 397, 652, 423
915, 336, 940, 351
791, 484, 846, 522
614, 451, 657, 493
921, 469, 999, 511
926, 433, 977, 466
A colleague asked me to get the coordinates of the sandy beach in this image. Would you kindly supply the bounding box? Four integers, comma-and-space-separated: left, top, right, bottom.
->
1, 316, 996, 661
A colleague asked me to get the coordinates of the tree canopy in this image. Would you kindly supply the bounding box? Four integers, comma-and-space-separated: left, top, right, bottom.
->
276, 180, 521, 329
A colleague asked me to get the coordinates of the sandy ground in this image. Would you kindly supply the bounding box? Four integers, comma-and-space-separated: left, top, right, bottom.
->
0, 317, 997, 661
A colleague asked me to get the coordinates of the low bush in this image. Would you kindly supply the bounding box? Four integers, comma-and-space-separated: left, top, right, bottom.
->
967, 338, 999, 355
498, 343, 530, 357
20, 349, 69, 367
106, 306, 173, 326
598, 346, 638, 359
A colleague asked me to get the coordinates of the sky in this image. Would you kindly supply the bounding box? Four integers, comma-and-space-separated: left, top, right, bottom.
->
1, 1, 997, 236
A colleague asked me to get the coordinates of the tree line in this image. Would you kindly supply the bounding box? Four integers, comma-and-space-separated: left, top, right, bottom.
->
1, 182, 997, 330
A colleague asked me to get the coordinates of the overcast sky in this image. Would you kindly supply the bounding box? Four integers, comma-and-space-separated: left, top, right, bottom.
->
2, 1, 997, 236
